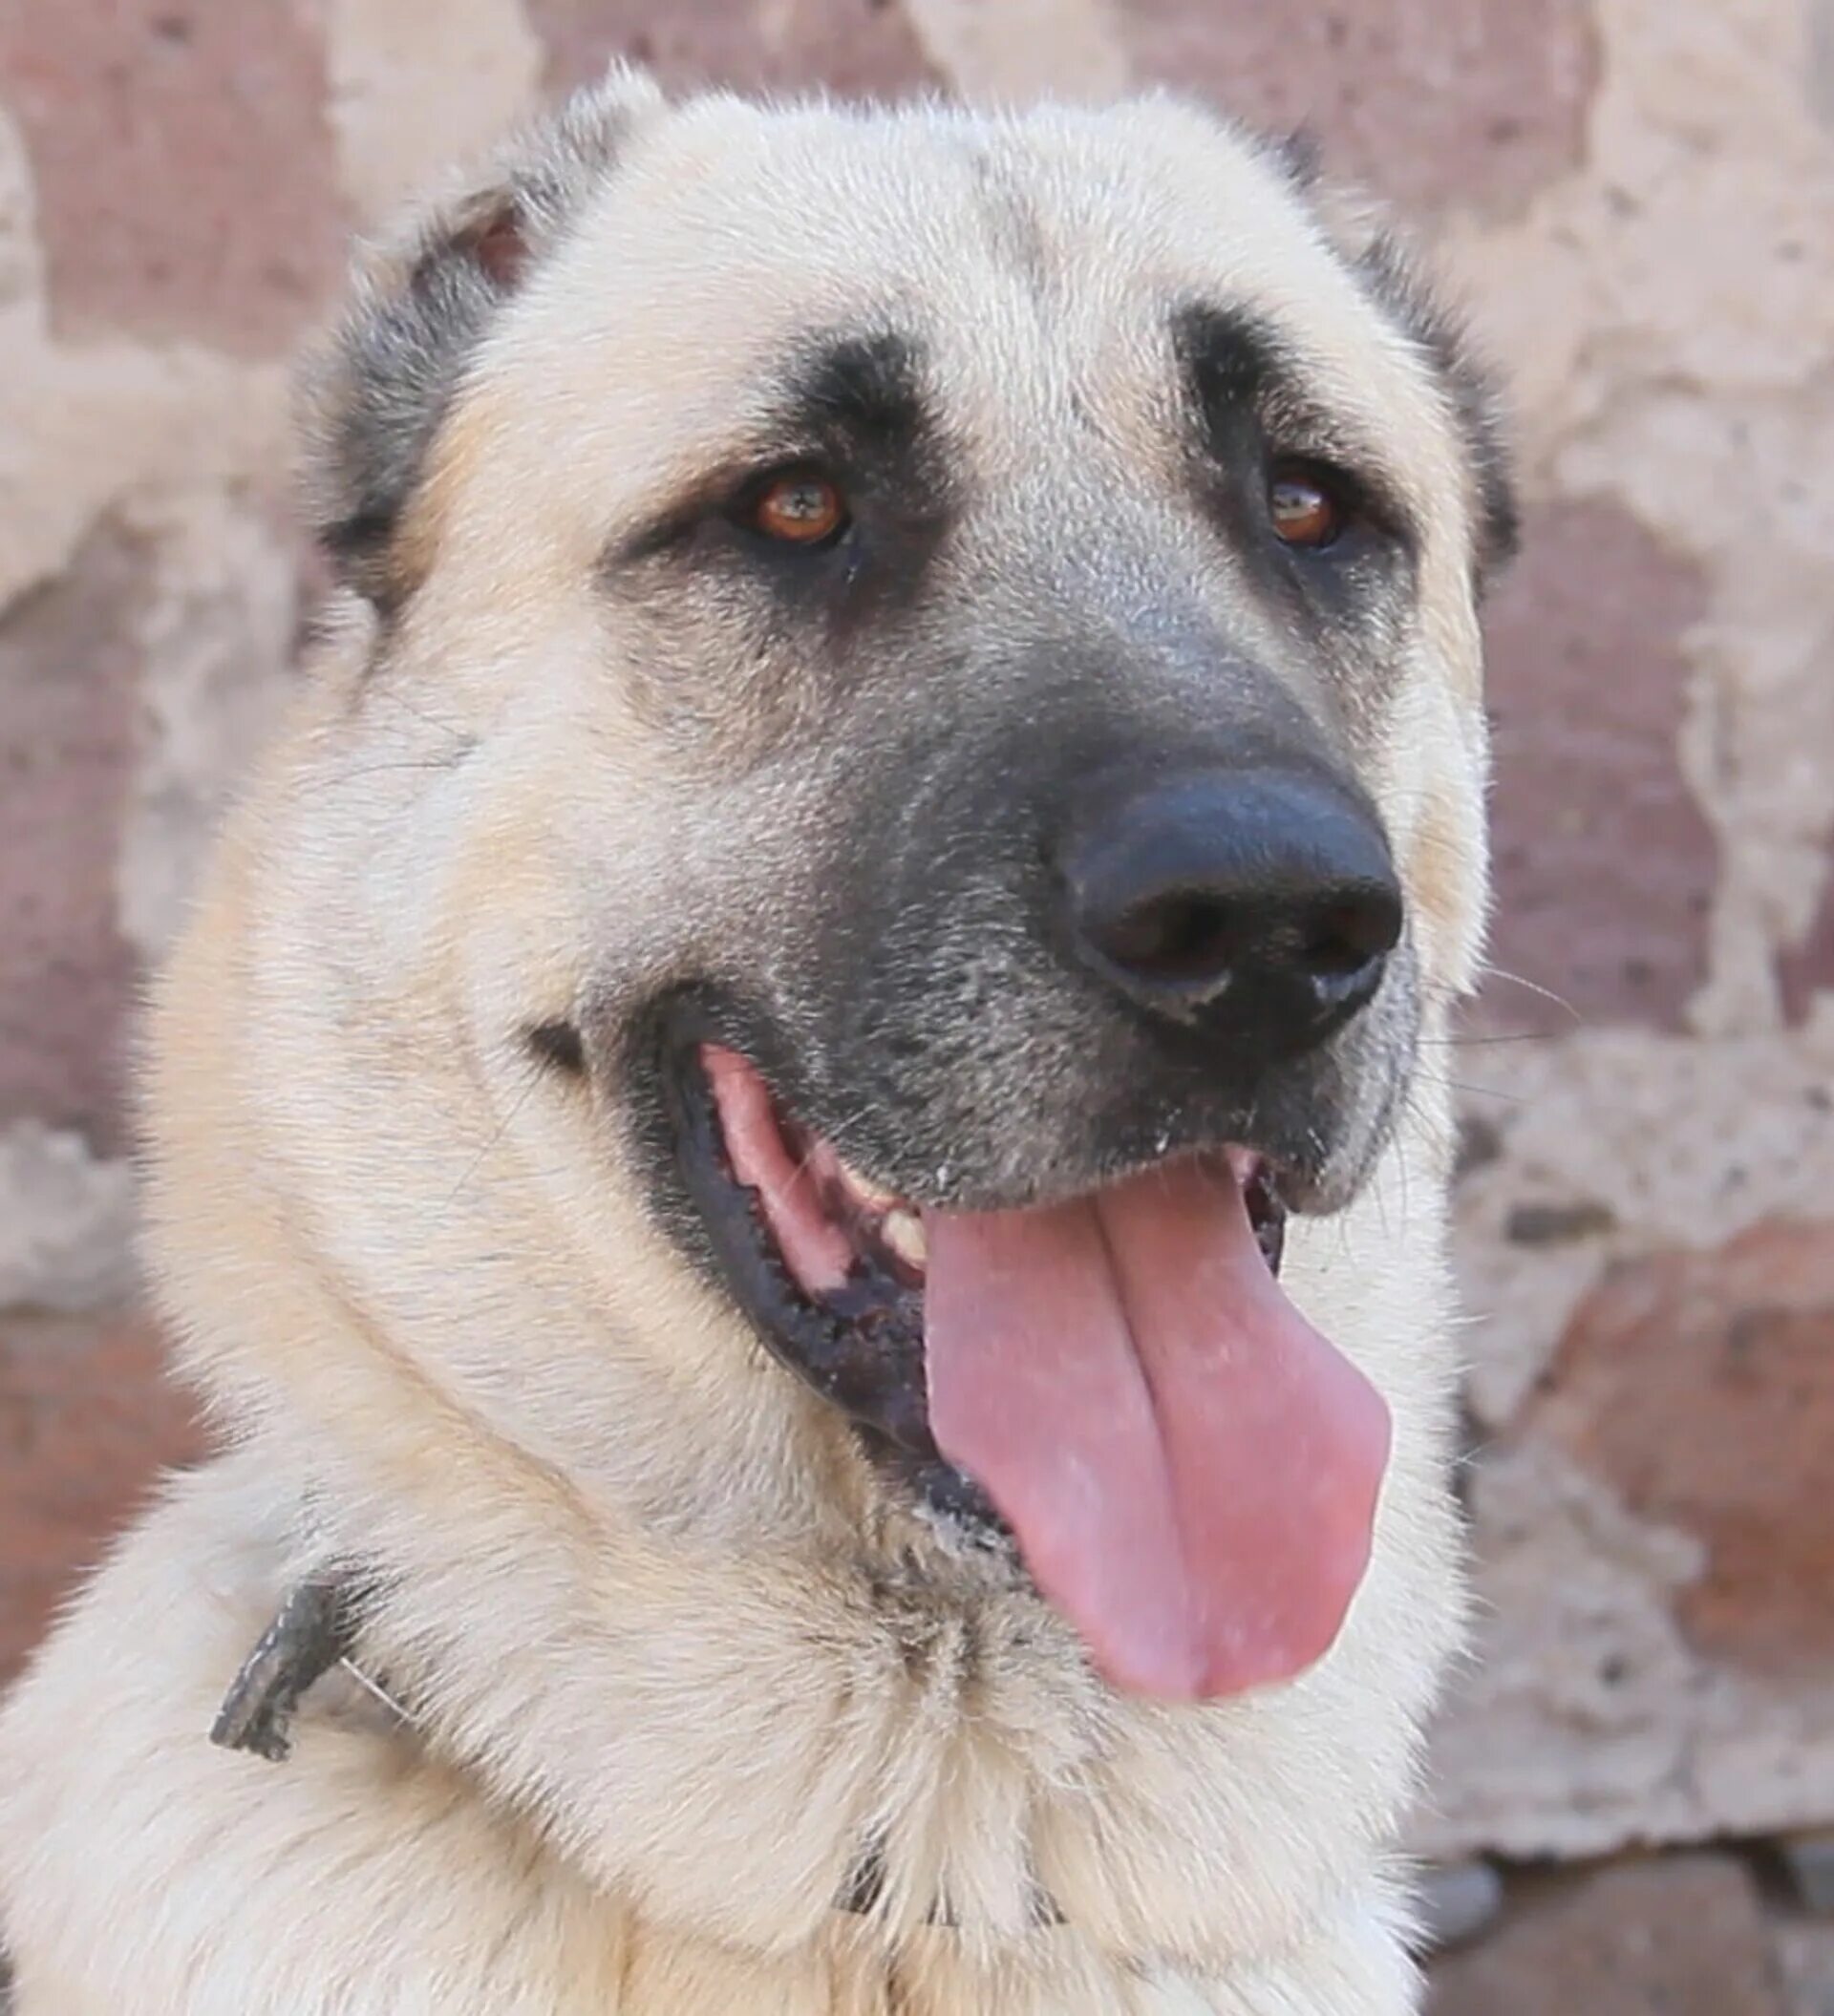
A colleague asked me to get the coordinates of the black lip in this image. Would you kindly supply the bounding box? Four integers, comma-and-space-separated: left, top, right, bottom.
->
659, 1001, 943, 1463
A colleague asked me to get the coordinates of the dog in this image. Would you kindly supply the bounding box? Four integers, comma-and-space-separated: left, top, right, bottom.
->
0, 66, 1513, 2014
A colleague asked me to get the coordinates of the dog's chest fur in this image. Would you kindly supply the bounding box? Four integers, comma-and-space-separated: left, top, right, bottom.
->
0, 1446, 1426, 2014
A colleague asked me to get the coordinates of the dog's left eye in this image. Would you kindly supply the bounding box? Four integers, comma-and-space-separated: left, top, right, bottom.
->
1267, 465, 1344, 550
742, 470, 851, 548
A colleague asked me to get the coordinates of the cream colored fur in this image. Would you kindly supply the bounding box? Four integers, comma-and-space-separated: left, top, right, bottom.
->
0, 75, 1493, 2014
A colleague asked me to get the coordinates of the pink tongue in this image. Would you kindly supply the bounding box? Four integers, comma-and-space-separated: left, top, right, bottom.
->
924, 1159, 1390, 1701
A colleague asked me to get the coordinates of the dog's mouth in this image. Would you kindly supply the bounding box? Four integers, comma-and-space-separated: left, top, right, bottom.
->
665, 1030, 1392, 1702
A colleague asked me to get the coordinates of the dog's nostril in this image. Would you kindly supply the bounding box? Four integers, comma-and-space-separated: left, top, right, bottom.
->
1098, 889, 1241, 986
1300, 887, 1404, 978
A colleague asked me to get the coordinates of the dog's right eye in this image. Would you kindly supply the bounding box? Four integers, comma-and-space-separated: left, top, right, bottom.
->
739, 470, 851, 548
1267, 463, 1345, 550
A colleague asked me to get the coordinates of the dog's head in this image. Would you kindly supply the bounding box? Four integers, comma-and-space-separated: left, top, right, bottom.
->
239, 71, 1508, 1705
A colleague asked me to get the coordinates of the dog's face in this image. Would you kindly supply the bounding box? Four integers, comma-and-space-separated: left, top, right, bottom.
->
290, 73, 1509, 1702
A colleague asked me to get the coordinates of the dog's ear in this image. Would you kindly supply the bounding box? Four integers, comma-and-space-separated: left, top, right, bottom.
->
1287, 171, 1519, 593
299, 65, 665, 609
1348, 227, 1519, 591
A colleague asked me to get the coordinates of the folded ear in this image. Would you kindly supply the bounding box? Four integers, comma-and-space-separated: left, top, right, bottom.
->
1349, 226, 1519, 591
299, 64, 665, 608
1286, 168, 1519, 592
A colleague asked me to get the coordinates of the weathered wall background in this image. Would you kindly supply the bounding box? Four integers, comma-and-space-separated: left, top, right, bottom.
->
1, 2, 1831, 2006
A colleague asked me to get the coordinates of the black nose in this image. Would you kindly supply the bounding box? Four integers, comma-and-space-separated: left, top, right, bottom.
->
1060, 768, 1402, 1051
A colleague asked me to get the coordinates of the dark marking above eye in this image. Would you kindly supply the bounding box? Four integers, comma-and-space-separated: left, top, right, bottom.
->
1171, 301, 1419, 563
527, 1020, 586, 1073
789, 332, 928, 456
1173, 302, 1304, 433
610, 328, 951, 581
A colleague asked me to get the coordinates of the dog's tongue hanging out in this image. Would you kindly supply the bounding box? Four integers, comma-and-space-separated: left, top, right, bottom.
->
704, 1047, 1390, 1702
923, 1159, 1390, 1700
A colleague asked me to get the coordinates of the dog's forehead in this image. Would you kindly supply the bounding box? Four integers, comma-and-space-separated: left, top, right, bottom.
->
505, 96, 1446, 467
419, 94, 1482, 606
610, 95, 1315, 300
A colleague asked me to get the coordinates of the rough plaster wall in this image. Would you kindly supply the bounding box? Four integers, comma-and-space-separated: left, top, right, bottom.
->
0, 0, 1831, 1999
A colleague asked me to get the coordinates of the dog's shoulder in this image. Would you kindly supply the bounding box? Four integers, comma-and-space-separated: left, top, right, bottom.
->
0, 1458, 610, 2015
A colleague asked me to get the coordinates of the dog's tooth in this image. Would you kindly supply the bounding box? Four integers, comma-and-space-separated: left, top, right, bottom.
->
838, 1159, 900, 1213
881, 1208, 928, 1270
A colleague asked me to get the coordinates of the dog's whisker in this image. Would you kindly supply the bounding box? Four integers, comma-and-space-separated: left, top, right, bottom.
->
337, 1657, 424, 1730
1417, 1029, 1552, 1049
1474, 963, 1582, 1022
437, 1060, 548, 1220
368, 685, 476, 750
1406, 1064, 1526, 1108
332, 759, 474, 784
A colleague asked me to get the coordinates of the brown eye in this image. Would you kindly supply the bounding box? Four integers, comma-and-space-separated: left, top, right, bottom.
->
1268, 468, 1342, 549
747, 471, 849, 546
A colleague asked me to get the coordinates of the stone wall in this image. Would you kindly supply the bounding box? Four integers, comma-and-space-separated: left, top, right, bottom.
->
2, 4, 1831, 2007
